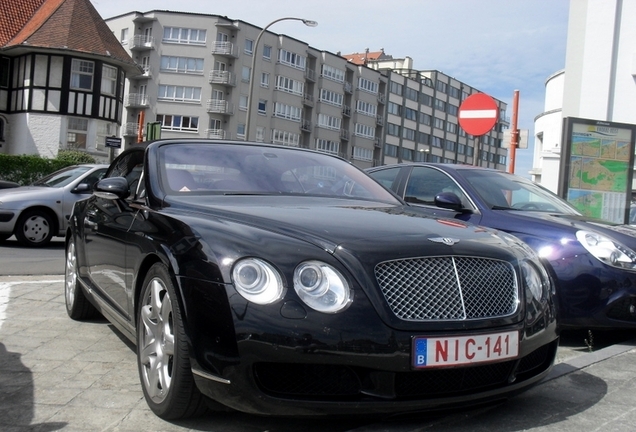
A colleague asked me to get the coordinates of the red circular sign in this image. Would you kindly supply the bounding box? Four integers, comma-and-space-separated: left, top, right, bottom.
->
458, 93, 499, 136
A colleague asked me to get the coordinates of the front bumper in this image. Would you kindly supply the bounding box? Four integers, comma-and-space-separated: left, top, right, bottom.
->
180, 277, 559, 416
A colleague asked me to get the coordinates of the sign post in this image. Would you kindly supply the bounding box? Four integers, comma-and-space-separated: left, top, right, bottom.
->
458, 93, 499, 166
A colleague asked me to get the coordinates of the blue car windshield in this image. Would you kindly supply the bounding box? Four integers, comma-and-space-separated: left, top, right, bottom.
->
463, 169, 582, 214
157, 143, 401, 203
32, 166, 92, 188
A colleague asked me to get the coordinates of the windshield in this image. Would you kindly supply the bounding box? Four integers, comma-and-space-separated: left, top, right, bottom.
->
158, 143, 401, 203
32, 166, 92, 188
462, 169, 582, 214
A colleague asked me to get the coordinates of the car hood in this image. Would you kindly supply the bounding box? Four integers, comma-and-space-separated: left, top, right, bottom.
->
495, 209, 636, 244
166, 196, 518, 258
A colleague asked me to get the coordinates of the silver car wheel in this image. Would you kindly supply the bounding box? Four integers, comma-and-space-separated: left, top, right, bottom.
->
21, 213, 51, 243
139, 277, 175, 404
65, 240, 77, 307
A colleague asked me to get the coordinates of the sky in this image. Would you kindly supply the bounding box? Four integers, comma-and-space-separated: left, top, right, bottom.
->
91, 0, 570, 178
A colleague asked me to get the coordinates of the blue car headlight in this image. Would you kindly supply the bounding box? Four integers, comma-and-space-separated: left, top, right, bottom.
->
293, 261, 352, 313
520, 260, 550, 302
576, 230, 636, 270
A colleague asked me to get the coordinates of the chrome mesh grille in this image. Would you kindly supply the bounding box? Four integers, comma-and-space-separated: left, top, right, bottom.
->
374, 256, 518, 321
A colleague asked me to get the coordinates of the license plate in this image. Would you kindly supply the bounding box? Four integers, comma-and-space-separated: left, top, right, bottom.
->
412, 331, 519, 368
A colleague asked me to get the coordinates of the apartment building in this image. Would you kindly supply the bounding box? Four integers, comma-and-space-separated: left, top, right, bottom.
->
344, 51, 509, 169
105, 11, 386, 168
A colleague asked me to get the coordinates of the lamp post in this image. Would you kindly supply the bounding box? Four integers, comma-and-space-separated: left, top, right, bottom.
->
244, 17, 318, 141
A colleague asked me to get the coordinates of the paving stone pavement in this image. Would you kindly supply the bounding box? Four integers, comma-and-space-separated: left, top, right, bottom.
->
1, 275, 636, 432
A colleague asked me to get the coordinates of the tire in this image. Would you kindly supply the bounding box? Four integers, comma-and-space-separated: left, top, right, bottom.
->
65, 238, 99, 320
137, 263, 208, 420
0, 233, 10, 242
14, 209, 54, 247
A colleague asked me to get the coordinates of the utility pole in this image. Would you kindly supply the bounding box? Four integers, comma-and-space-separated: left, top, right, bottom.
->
508, 90, 519, 174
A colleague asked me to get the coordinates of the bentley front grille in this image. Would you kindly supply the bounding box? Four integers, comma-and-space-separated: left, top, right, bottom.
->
375, 256, 518, 321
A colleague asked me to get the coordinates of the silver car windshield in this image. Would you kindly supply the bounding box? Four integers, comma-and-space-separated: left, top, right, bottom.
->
32, 166, 92, 188
158, 143, 401, 203
463, 169, 582, 214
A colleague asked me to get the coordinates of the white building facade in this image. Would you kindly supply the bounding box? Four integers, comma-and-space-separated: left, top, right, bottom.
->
532, 0, 636, 192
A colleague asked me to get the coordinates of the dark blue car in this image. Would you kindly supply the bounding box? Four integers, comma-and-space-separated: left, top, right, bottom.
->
367, 163, 636, 330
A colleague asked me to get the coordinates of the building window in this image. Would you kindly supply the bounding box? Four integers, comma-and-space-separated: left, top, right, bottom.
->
160, 56, 204, 74
356, 100, 377, 117
244, 39, 254, 54
120, 28, 129, 44
163, 27, 206, 45
389, 81, 403, 96
447, 104, 459, 116
401, 147, 414, 161
157, 114, 199, 132
255, 126, 265, 142
321, 65, 345, 83
237, 123, 246, 138
70, 59, 94, 90
272, 129, 300, 146
420, 93, 433, 106
449, 86, 461, 99
387, 123, 400, 137
436, 81, 448, 93
417, 132, 430, 144
316, 139, 340, 155
358, 77, 378, 94
432, 136, 443, 148
101, 65, 118, 96
262, 45, 272, 60
260, 72, 270, 88
318, 114, 341, 131
242, 66, 251, 82
275, 75, 304, 95
353, 146, 373, 162
239, 95, 248, 111
405, 107, 418, 121
67, 117, 88, 149
402, 127, 416, 141
158, 85, 202, 103
434, 118, 445, 129
273, 102, 302, 121
384, 144, 398, 157
355, 123, 375, 139
405, 87, 418, 101
387, 102, 401, 116
320, 89, 344, 107
434, 99, 446, 111
446, 122, 458, 133
0, 57, 10, 88
258, 99, 267, 115
279, 49, 306, 70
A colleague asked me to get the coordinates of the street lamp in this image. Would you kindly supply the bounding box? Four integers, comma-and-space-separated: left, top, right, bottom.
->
244, 17, 318, 141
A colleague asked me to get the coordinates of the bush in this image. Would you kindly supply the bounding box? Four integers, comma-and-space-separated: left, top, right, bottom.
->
0, 151, 97, 186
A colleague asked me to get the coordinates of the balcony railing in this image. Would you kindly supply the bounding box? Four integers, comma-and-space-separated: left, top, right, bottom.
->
123, 123, 140, 137
211, 41, 237, 57
124, 93, 149, 108
302, 93, 314, 107
374, 138, 382, 148
301, 119, 312, 132
305, 68, 316, 82
340, 130, 350, 141
206, 99, 234, 114
377, 93, 386, 104
129, 35, 155, 50
376, 115, 384, 126
344, 82, 353, 94
342, 105, 351, 117
208, 70, 236, 86
205, 129, 226, 139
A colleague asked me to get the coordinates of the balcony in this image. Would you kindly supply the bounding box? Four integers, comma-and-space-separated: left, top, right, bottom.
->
205, 129, 226, 139
124, 93, 150, 108
123, 122, 140, 137
377, 93, 386, 104
211, 41, 237, 58
302, 93, 314, 107
206, 99, 234, 115
340, 130, 350, 141
208, 70, 236, 86
300, 119, 312, 132
342, 105, 351, 117
305, 68, 316, 82
374, 138, 382, 148
129, 35, 155, 50
344, 81, 353, 94
376, 115, 384, 126
130, 65, 153, 79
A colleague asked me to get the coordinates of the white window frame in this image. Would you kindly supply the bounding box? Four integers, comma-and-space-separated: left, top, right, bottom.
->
101, 65, 117, 96
321, 65, 345, 83
352, 146, 373, 162
275, 75, 304, 95
316, 139, 340, 155
273, 102, 302, 121
318, 113, 341, 131
319, 89, 343, 107
70, 59, 94, 90
278, 49, 306, 70
272, 129, 300, 146
157, 114, 199, 132
160, 56, 204, 74
158, 85, 202, 103
354, 123, 375, 139
355, 100, 377, 117
163, 27, 207, 45
357, 77, 378, 94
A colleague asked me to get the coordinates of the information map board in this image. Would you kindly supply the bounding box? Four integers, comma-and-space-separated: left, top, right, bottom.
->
558, 117, 636, 224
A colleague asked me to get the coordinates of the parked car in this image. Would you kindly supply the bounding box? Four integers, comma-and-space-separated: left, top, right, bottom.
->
0, 164, 107, 246
367, 163, 636, 330
65, 139, 558, 419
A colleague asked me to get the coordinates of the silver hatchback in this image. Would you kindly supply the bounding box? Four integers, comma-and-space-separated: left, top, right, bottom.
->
0, 164, 107, 246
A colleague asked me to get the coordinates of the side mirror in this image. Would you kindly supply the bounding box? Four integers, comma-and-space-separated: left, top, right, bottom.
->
93, 177, 130, 200
72, 183, 92, 194
434, 191, 465, 212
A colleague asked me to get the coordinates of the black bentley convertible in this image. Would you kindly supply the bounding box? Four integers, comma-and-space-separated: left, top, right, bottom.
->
65, 139, 559, 419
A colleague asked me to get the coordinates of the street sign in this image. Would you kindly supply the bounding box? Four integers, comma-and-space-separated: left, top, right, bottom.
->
105, 136, 122, 148
458, 93, 499, 136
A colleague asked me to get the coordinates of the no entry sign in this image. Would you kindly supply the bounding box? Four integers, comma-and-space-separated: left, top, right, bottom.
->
458, 93, 499, 136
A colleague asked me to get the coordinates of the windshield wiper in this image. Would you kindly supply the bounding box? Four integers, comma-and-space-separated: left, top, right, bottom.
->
491, 205, 518, 210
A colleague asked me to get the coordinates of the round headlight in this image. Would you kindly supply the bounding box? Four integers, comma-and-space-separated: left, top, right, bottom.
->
232, 258, 284, 304
293, 261, 352, 313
